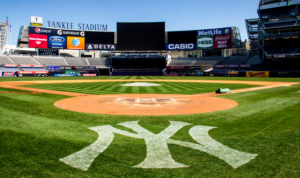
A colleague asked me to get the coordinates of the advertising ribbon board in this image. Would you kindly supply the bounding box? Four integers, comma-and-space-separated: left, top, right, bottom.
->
214, 34, 231, 49
4, 64, 18, 67
246, 71, 269, 77
17, 71, 49, 74
83, 74, 97, 76
166, 66, 190, 69
197, 36, 214, 49
20, 65, 44, 68
54, 74, 77, 77
66, 71, 80, 75
47, 66, 59, 70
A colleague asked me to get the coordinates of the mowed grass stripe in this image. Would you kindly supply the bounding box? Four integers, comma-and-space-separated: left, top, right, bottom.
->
131, 86, 140, 93
164, 82, 190, 91
160, 82, 183, 92
144, 86, 156, 93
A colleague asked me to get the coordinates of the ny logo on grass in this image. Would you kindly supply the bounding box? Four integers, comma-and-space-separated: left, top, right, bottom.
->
60, 121, 257, 171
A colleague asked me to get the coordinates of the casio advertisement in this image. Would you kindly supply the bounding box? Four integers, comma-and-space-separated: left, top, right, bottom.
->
165, 43, 196, 50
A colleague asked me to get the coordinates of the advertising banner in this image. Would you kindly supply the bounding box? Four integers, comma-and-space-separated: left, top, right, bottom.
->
214, 34, 231, 49
83, 74, 97, 76
65, 71, 80, 75
29, 34, 48, 48
240, 64, 250, 68
67, 36, 85, 50
31, 16, 43, 24
4, 64, 18, 67
86, 44, 116, 50
197, 28, 231, 36
47, 65, 59, 70
166, 66, 190, 69
215, 65, 225, 68
165, 43, 197, 50
228, 71, 239, 75
59, 30, 84, 36
39, 49, 59, 56
189, 66, 202, 70
54, 74, 77, 77
246, 71, 269, 77
228, 65, 238, 68
197, 36, 214, 49
84, 66, 96, 70
30, 23, 43, 27
20, 65, 44, 68
17, 71, 49, 74
29, 27, 55, 35
1, 72, 17, 77
48, 36, 67, 49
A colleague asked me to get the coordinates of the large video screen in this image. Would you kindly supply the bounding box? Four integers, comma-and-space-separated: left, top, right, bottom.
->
117, 22, 165, 50
85, 31, 114, 44
167, 30, 197, 43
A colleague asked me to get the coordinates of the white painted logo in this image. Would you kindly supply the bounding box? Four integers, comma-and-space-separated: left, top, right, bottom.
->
59, 121, 257, 171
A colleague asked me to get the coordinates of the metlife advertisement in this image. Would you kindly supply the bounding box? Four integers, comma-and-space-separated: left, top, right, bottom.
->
197, 28, 231, 36
48, 36, 67, 49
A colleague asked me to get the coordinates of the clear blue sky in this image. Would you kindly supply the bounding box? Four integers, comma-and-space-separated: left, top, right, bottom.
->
1, 0, 260, 46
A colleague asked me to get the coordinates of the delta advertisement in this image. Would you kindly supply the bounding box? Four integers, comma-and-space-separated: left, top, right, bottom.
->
86, 44, 116, 50
67, 36, 85, 50
29, 34, 48, 48
214, 34, 231, 49
197, 36, 214, 49
197, 28, 231, 36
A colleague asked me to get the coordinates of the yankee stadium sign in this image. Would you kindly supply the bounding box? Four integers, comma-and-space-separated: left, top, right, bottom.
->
47, 21, 108, 31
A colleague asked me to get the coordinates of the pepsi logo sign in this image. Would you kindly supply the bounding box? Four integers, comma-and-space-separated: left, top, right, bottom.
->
35, 28, 40, 33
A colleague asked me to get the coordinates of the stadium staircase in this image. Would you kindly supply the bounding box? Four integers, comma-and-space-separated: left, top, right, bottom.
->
30, 56, 41, 64
62, 57, 69, 65
0, 55, 15, 64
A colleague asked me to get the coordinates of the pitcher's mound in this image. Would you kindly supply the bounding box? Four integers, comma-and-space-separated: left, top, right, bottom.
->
54, 94, 238, 116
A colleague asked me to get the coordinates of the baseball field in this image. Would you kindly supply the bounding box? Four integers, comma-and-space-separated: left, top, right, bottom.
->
0, 76, 300, 177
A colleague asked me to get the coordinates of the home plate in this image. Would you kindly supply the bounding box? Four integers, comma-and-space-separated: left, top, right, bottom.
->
121, 82, 162, 86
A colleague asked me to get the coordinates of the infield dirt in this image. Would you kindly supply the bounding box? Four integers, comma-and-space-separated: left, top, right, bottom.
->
0, 79, 298, 115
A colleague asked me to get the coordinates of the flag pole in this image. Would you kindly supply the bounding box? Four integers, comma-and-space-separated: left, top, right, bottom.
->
0, 26, 2, 55
10, 25, 11, 55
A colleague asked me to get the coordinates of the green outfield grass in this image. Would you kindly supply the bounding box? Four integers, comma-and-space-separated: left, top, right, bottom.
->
0, 76, 300, 177
24, 82, 258, 95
